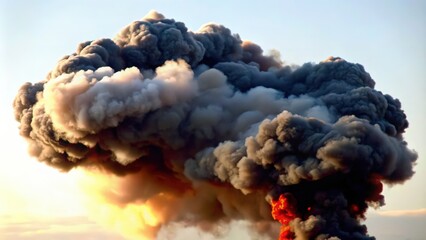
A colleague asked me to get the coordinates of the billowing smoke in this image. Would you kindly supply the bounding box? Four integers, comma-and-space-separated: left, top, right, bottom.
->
14, 11, 417, 239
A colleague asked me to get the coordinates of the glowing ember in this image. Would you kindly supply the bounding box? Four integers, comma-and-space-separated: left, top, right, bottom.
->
271, 194, 297, 240
350, 204, 360, 215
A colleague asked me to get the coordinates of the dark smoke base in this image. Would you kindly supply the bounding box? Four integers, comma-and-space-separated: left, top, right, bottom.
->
13, 11, 417, 239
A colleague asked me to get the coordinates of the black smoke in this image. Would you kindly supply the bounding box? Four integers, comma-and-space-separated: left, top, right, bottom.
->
13, 11, 417, 239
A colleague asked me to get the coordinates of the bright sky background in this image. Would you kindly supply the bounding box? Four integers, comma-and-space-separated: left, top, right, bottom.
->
1, 0, 425, 239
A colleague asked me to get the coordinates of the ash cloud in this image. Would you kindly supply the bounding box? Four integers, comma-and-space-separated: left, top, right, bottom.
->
14, 10, 417, 239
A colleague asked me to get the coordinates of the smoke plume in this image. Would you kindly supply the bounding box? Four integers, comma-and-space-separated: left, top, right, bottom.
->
14, 10, 417, 239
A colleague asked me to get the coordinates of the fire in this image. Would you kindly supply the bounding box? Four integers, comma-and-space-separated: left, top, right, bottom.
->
271, 194, 297, 240
94, 201, 161, 240
141, 204, 159, 227
74, 170, 169, 240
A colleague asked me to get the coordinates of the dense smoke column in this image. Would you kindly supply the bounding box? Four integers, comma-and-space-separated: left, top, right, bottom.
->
13, 11, 417, 239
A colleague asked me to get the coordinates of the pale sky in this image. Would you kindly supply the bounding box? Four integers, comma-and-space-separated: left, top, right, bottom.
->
0, 0, 425, 239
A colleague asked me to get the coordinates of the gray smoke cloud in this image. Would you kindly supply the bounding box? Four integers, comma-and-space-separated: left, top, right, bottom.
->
13, 10, 417, 239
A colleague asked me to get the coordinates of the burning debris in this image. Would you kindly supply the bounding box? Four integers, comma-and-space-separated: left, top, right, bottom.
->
13, 11, 417, 239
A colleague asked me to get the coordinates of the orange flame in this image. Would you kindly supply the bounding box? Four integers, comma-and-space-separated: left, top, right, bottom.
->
271, 194, 297, 240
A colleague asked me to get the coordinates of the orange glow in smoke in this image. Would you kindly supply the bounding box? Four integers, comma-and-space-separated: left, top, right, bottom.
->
75, 170, 169, 240
271, 194, 297, 240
